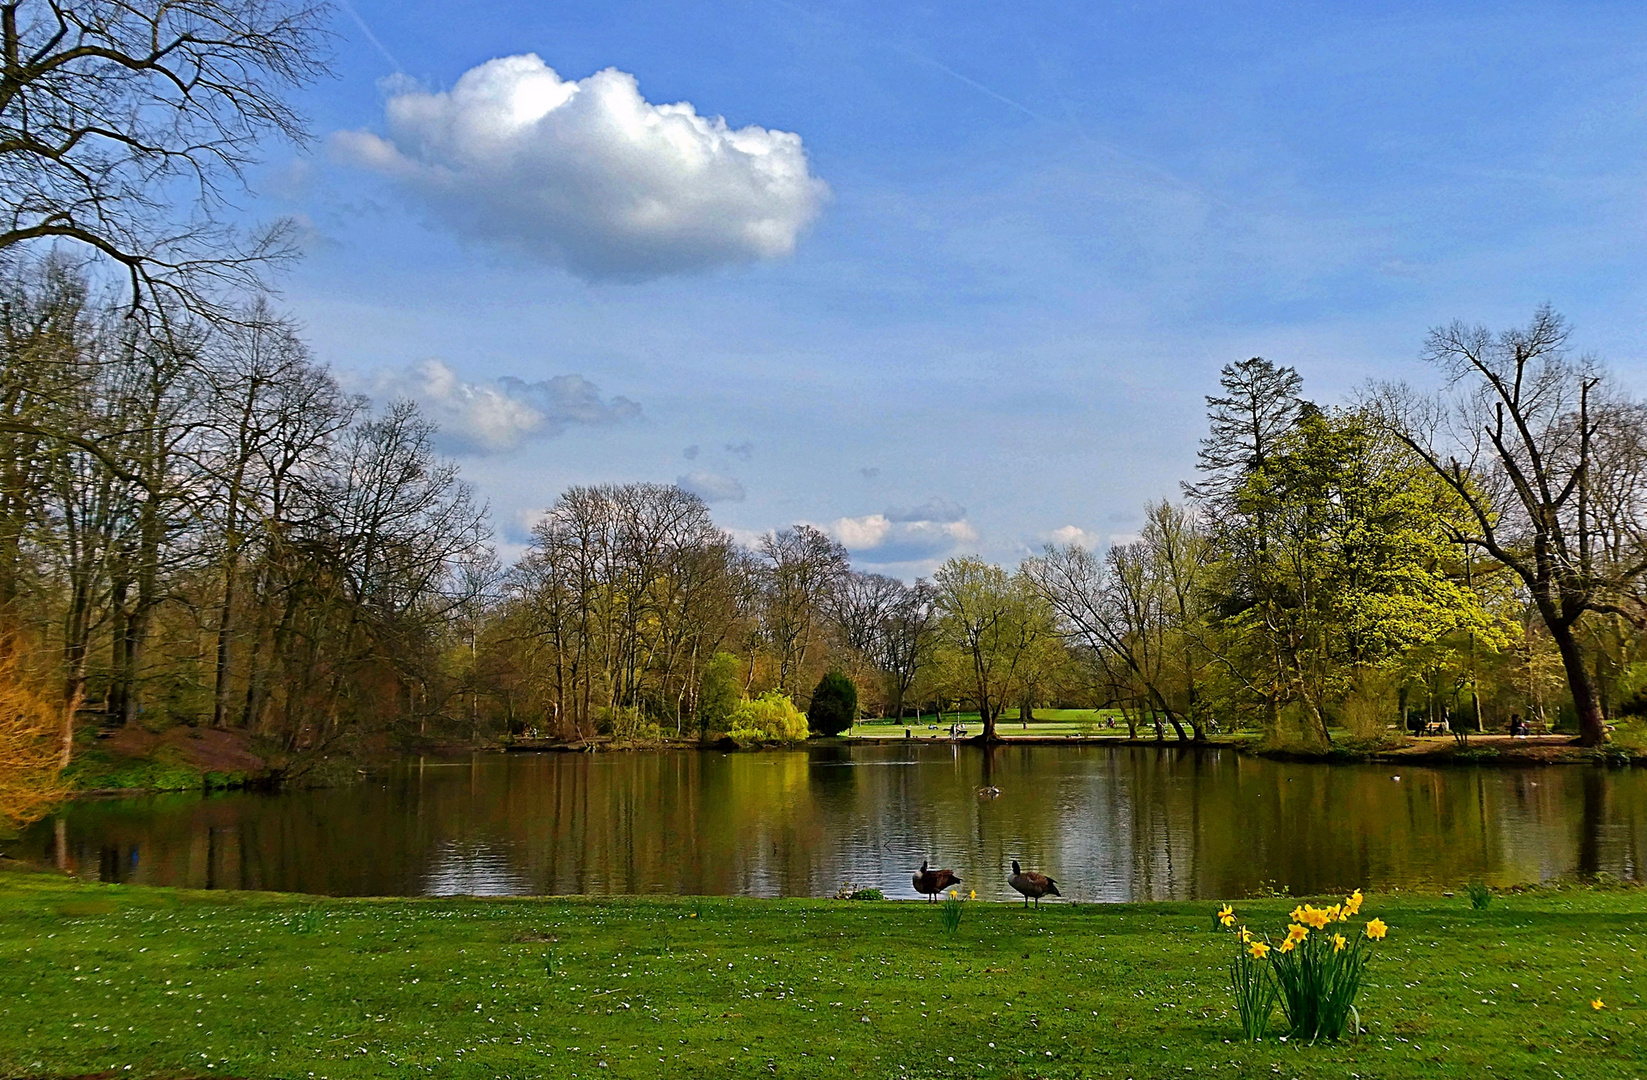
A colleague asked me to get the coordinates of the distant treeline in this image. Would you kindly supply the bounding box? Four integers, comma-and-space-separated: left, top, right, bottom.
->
5, 261, 1647, 761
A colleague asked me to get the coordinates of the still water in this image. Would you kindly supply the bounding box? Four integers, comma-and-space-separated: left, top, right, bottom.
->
23, 744, 1647, 901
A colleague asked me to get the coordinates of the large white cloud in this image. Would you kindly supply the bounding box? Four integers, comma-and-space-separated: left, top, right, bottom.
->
333, 55, 829, 279
369, 358, 640, 454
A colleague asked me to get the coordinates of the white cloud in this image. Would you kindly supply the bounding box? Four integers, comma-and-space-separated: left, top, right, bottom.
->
677, 471, 746, 503
369, 358, 640, 454
1046, 525, 1103, 550
820, 511, 978, 564
333, 55, 828, 279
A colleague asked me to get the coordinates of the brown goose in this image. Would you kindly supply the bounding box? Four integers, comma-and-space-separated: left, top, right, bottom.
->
1008, 859, 1060, 908
912, 859, 961, 903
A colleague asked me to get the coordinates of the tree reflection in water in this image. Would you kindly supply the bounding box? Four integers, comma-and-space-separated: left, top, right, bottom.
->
26, 745, 1647, 899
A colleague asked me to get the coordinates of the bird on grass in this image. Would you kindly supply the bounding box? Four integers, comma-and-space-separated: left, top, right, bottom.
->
912, 859, 961, 903
1008, 859, 1060, 908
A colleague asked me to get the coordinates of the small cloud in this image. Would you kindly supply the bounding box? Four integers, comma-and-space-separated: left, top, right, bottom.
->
677, 471, 746, 503
724, 441, 754, 460
332, 54, 828, 280
1046, 525, 1102, 550
884, 497, 966, 524
859, 467, 880, 479
683, 444, 700, 460
819, 511, 977, 563
365, 359, 640, 454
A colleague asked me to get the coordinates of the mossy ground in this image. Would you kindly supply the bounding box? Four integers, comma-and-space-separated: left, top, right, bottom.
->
0, 871, 1642, 1079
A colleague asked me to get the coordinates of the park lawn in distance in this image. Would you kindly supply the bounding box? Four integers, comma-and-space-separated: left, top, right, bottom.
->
0, 872, 1642, 1079
853, 709, 1134, 740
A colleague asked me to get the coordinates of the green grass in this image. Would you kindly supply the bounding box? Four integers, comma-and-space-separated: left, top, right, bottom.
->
854, 710, 1136, 739
1, 872, 1643, 1079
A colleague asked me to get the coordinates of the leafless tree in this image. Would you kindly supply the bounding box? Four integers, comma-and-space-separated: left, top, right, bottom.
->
1373, 306, 1647, 746
0, 0, 331, 319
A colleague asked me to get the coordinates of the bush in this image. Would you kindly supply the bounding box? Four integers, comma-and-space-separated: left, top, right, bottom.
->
1466, 881, 1492, 910
697, 652, 742, 737
807, 671, 857, 737
727, 691, 809, 747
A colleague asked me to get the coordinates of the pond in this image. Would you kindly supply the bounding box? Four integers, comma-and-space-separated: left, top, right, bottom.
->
22, 744, 1647, 901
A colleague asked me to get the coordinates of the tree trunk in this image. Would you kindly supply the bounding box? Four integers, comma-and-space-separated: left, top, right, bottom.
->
1550, 619, 1607, 746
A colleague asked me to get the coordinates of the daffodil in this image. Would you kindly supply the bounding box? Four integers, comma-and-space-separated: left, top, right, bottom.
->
1220, 914, 1235, 927
1332, 933, 1347, 953
949, 889, 958, 899
1290, 905, 1305, 922
1344, 889, 1364, 915
1238, 927, 1252, 943
1365, 918, 1387, 940
1249, 940, 1270, 959
1217, 904, 1234, 921
1278, 938, 1296, 954
1592, 999, 1606, 1011
1286, 923, 1309, 944
970, 890, 976, 901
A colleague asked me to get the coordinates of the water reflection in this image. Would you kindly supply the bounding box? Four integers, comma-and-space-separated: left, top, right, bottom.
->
24, 745, 1647, 900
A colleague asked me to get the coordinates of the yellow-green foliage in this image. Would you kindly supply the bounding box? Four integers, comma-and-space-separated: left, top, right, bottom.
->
0, 644, 64, 834
727, 690, 808, 746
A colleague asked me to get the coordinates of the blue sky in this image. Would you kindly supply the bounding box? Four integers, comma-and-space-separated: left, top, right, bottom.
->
260, 0, 1647, 573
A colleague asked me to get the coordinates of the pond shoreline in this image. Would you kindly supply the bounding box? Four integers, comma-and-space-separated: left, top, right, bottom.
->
59, 725, 1644, 801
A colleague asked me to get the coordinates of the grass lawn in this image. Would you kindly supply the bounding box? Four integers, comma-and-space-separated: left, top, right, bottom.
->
0, 871, 1642, 1079
853, 710, 1138, 740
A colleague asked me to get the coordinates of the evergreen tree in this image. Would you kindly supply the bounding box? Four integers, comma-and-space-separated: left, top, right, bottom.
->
807, 670, 858, 736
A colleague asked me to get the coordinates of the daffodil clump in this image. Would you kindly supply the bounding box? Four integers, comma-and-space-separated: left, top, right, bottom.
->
1217, 890, 1388, 1043
939, 888, 974, 933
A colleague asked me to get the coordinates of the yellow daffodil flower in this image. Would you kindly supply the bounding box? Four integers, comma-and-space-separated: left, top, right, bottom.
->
1332, 933, 1347, 953
1239, 927, 1252, 943
1290, 905, 1305, 922
970, 890, 976, 901
1286, 923, 1309, 944
949, 890, 958, 899
1365, 918, 1387, 940
1278, 938, 1296, 954
1217, 904, 1234, 920
1344, 889, 1364, 915
1249, 940, 1270, 959
1593, 999, 1606, 1010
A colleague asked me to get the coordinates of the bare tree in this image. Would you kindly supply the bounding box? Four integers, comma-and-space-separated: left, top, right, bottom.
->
759, 524, 847, 694
0, 0, 331, 318
1375, 306, 1647, 746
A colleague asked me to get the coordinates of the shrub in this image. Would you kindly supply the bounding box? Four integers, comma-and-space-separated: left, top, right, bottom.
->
1467, 880, 1492, 910
807, 671, 857, 736
1218, 891, 1388, 1043
697, 652, 742, 737
727, 691, 809, 747
0, 645, 65, 834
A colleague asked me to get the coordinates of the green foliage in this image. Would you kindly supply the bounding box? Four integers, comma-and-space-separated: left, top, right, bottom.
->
726, 691, 808, 747
1230, 947, 1280, 1041
696, 652, 742, 737
806, 671, 857, 736
1467, 881, 1492, 910
939, 890, 964, 933
849, 887, 884, 901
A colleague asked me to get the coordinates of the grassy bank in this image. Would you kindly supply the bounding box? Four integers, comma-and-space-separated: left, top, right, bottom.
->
0, 873, 1642, 1078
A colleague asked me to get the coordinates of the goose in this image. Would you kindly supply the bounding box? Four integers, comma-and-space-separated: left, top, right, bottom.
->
1008, 859, 1060, 908
912, 859, 961, 903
